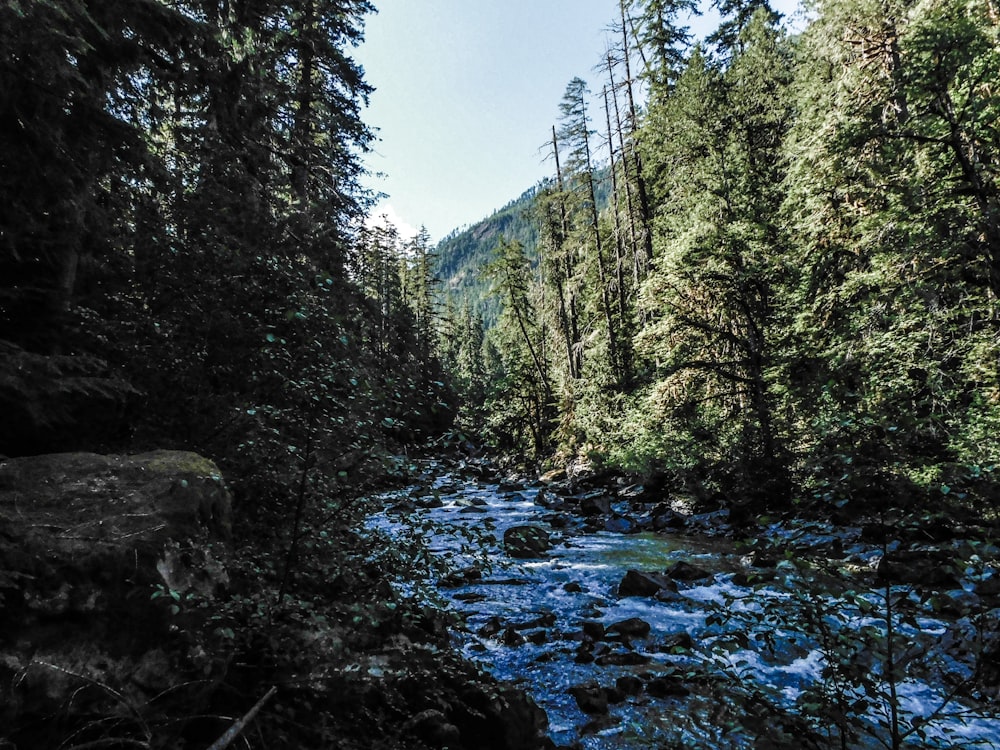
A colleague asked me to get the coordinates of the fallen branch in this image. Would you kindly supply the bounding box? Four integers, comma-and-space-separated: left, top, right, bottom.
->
205, 686, 277, 750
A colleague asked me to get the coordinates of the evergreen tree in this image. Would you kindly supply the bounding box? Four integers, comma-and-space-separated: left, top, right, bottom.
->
781, 0, 1000, 504
483, 237, 554, 462
626, 10, 794, 503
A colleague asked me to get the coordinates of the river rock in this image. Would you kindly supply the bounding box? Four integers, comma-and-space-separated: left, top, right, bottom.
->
581, 620, 606, 641
413, 491, 444, 509
607, 617, 651, 638
616, 675, 644, 696
543, 512, 571, 528
440, 565, 483, 588
666, 561, 711, 582
574, 643, 595, 663
646, 674, 690, 698
877, 549, 960, 588
524, 629, 549, 645
617, 569, 678, 597
569, 682, 609, 714
743, 549, 779, 568
503, 525, 552, 559
651, 505, 688, 531
478, 616, 504, 638
595, 651, 651, 666
657, 631, 695, 653
577, 491, 613, 516
933, 588, 982, 617
501, 626, 526, 647
975, 571, 1000, 603
515, 611, 557, 630
605, 514, 638, 534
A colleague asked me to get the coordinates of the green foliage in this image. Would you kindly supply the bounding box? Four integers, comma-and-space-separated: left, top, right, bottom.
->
0, 2, 465, 748
453, 0, 1000, 521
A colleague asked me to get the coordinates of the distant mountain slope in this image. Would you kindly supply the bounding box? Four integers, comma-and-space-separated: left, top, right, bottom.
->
432, 169, 610, 329
432, 183, 543, 328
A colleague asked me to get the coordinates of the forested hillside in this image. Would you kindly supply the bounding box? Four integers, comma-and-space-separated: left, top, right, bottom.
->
433, 172, 611, 331
433, 185, 542, 329
445, 0, 1000, 521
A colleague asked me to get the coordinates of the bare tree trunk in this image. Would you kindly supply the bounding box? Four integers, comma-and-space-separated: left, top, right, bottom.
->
619, 0, 654, 267
552, 126, 582, 379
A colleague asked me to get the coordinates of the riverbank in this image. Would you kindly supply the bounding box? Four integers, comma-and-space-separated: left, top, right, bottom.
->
0, 450, 550, 750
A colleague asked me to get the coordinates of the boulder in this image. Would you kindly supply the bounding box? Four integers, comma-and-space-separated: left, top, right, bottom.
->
607, 617, 651, 639
539, 467, 567, 484
574, 643, 595, 664
743, 549, 779, 568
0, 451, 232, 742
651, 508, 688, 532
657, 631, 695, 653
617, 569, 678, 598
568, 682, 609, 714
501, 627, 526, 647
646, 675, 690, 698
666, 561, 711, 582
503, 525, 552, 559
478, 616, 505, 638
514, 612, 557, 630
581, 620, 606, 641
577, 492, 613, 516
440, 565, 483, 588
616, 675, 644, 697
604, 515, 638, 534
594, 651, 651, 666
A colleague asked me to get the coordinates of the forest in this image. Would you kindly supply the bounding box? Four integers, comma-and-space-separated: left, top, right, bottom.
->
446, 0, 1000, 521
0, 0, 998, 748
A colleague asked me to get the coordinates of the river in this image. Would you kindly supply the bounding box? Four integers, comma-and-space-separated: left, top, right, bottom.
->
372, 462, 1000, 749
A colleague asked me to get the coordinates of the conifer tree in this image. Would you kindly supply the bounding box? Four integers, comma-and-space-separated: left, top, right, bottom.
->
781, 0, 1000, 496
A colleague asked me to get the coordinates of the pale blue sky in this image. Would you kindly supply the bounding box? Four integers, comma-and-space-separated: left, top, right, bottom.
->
356, 1, 803, 243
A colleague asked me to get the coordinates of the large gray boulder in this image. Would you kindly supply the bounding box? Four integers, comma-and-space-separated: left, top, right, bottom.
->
0, 450, 233, 744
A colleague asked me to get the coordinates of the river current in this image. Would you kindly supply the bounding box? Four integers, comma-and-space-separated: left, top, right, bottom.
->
372, 466, 1000, 749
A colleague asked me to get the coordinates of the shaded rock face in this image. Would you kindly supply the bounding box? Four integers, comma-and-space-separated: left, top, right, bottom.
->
0, 450, 232, 745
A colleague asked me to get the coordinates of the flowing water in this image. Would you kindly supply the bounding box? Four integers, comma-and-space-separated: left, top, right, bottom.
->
373, 468, 1000, 749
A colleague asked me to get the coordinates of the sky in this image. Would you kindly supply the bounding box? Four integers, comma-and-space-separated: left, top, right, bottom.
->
355, 0, 803, 244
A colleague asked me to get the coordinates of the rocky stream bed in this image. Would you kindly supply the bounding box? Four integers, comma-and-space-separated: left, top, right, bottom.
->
373, 460, 1000, 749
